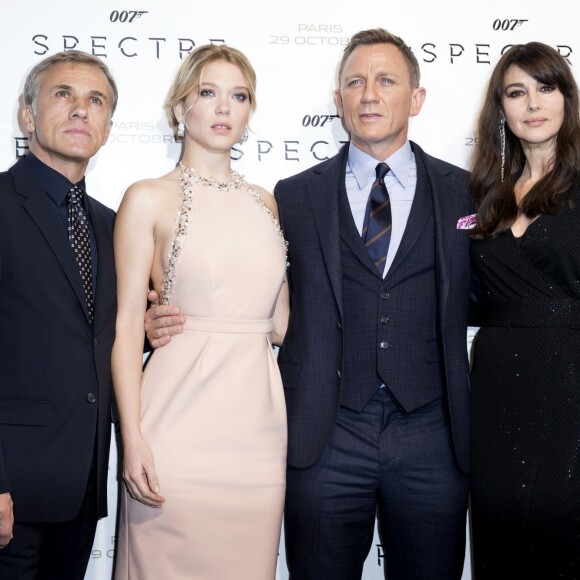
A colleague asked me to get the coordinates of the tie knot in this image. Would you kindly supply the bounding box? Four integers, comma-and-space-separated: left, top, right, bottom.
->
375, 163, 390, 182
67, 186, 84, 205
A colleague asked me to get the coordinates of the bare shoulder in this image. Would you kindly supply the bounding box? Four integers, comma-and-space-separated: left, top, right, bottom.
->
250, 183, 279, 219
120, 170, 180, 212
124, 170, 178, 200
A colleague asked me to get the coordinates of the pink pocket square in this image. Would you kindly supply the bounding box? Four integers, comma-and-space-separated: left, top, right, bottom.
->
457, 214, 477, 230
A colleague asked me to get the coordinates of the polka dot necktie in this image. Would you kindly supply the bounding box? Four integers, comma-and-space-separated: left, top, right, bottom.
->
67, 186, 94, 324
362, 162, 392, 274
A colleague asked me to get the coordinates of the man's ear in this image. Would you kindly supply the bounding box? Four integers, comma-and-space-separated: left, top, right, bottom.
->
409, 87, 426, 118
22, 105, 35, 133
334, 89, 344, 118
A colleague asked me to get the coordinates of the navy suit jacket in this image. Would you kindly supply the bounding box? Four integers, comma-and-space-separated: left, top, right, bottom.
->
274, 142, 473, 473
0, 157, 116, 522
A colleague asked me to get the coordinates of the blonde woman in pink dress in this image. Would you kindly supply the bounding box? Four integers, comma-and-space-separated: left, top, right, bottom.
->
112, 44, 288, 580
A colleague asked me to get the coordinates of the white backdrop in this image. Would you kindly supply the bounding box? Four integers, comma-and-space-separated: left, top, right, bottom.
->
1, 1, 578, 578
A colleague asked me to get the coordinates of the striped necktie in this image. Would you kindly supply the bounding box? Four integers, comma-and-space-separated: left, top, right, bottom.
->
362, 162, 392, 274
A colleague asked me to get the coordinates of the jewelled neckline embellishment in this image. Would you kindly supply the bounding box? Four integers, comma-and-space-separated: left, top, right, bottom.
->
178, 161, 244, 192
160, 163, 289, 305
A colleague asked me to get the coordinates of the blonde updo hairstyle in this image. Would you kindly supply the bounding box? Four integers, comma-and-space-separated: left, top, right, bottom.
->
165, 44, 257, 137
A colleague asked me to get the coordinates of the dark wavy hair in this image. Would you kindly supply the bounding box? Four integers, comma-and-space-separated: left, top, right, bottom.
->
470, 42, 580, 238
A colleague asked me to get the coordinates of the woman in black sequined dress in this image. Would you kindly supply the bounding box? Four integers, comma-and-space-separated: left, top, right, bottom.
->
469, 42, 580, 579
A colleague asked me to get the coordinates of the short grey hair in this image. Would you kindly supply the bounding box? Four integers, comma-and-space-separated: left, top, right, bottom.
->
24, 50, 118, 115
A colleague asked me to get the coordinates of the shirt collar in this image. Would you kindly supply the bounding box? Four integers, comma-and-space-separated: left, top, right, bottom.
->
347, 140, 414, 191
25, 153, 87, 207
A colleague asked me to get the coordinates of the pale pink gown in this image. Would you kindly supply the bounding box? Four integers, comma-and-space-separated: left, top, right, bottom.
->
115, 176, 287, 580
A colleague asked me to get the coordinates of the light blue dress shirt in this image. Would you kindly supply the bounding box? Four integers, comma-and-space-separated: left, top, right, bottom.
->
345, 141, 417, 277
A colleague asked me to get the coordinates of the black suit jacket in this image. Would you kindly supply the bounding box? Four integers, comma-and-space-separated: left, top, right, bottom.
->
0, 157, 116, 522
274, 142, 474, 473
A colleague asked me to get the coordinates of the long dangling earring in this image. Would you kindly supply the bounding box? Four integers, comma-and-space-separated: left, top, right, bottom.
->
239, 128, 248, 145
499, 116, 506, 183
175, 104, 192, 140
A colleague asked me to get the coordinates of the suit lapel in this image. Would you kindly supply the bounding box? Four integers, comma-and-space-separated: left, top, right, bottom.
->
337, 173, 382, 278
385, 155, 432, 281
411, 143, 459, 324
12, 159, 94, 327
306, 146, 349, 317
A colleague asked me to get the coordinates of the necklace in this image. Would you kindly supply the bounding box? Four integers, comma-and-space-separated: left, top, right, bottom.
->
178, 161, 244, 192
160, 163, 289, 304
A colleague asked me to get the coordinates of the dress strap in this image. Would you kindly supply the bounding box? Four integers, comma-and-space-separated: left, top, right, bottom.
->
160, 166, 193, 305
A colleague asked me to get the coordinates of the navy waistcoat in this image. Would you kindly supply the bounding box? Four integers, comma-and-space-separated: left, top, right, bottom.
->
337, 173, 444, 412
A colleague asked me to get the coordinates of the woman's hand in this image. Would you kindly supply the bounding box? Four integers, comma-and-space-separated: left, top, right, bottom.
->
122, 436, 166, 508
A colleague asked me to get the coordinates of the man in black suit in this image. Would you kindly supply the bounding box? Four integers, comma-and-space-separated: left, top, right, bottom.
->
0, 51, 118, 580
145, 28, 473, 580
272, 29, 472, 580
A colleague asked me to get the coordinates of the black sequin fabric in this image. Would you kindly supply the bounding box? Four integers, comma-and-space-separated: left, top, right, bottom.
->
470, 192, 580, 579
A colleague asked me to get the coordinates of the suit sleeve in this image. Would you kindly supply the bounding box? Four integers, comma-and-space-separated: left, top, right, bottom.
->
0, 240, 8, 493
0, 446, 10, 494
459, 169, 486, 326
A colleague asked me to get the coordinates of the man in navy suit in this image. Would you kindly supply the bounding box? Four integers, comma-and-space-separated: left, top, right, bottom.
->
0, 51, 117, 579
272, 29, 472, 580
146, 28, 473, 580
